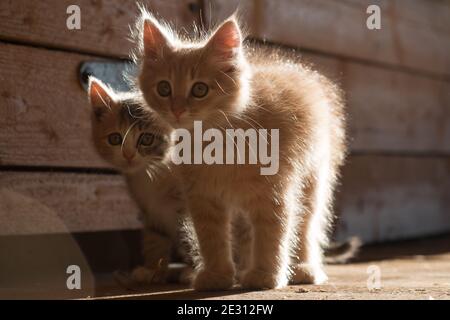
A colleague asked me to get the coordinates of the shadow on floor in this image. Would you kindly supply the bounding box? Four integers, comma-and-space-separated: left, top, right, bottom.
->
94, 279, 256, 300
352, 233, 450, 263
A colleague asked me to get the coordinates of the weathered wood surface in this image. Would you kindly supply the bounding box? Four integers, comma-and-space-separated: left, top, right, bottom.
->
0, 0, 200, 58
0, 42, 110, 168
204, 0, 450, 77
335, 155, 450, 243
1, 155, 449, 243
1, 0, 449, 243
301, 53, 450, 153
0, 172, 141, 235
1, 43, 449, 170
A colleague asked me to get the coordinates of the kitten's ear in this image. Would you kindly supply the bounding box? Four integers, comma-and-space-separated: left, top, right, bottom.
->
207, 18, 242, 61
142, 17, 172, 60
88, 77, 115, 120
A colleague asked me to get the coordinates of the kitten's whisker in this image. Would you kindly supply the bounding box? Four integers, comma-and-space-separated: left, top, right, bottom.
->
126, 104, 138, 119
250, 103, 274, 114
214, 110, 250, 163
121, 121, 139, 152
214, 79, 230, 96
223, 111, 271, 149
217, 110, 235, 129
219, 70, 237, 87
145, 167, 155, 182
219, 112, 261, 158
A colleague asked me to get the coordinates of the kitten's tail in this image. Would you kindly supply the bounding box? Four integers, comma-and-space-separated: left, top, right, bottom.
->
323, 237, 361, 264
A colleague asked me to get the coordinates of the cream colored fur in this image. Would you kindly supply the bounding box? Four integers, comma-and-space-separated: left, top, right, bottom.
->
136, 12, 346, 291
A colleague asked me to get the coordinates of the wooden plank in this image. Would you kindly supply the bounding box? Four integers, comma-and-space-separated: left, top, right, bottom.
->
1, 156, 449, 242
0, 42, 109, 168
0, 0, 200, 58
1, 43, 449, 170
335, 155, 450, 243
204, 0, 450, 77
301, 53, 450, 153
0, 172, 141, 235
343, 0, 450, 33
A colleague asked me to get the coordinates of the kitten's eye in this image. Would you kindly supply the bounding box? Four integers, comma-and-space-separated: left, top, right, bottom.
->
191, 82, 209, 98
108, 133, 122, 146
139, 133, 155, 147
157, 81, 171, 97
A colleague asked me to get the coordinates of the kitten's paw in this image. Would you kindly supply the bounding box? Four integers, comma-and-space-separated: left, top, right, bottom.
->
131, 265, 168, 284
113, 270, 139, 290
179, 266, 194, 285
290, 263, 328, 285
193, 268, 234, 291
240, 269, 285, 290
235, 269, 246, 284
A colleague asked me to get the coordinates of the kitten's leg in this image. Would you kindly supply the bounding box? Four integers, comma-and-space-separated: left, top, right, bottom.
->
240, 200, 291, 289
190, 196, 235, 291
176, 216, 198, 284
290, 173, 332, 285
131, 228, 172, 284
232, 212, 252, 280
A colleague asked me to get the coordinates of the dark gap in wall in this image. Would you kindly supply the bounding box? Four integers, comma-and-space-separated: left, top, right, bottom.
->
1, 151, 449, 176
0, 38, 126, 60
0, 165, 119, 175
349, 150, 450, 158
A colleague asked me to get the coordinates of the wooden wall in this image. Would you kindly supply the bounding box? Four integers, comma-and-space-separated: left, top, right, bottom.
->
203, 0, 450, 242
0, 0, 200, 236
0, 0, 449, 244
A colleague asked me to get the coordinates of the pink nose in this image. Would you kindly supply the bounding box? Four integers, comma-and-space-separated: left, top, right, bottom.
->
123, 152, 135, 162
171, 107, 186, 120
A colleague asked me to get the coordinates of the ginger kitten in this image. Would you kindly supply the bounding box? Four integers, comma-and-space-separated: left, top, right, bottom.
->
87, 78, 192, 284
136, 13, 346, 291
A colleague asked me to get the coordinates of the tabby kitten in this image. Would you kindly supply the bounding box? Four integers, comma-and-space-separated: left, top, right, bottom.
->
136, 12, 346, 291
87, 77, 191, 284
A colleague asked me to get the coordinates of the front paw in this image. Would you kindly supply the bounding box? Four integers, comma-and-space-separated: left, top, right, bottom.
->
131, 265, 168, 284
179, 266, 194, 285
193, 268, 235, 291
240, 269, 286, 289
290, 263, 328, 285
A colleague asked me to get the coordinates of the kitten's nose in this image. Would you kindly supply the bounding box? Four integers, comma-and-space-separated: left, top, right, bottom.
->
171, 107, 186, 120
123, 152, 135, 162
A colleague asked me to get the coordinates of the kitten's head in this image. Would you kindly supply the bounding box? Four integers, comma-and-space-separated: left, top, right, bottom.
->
136, 11, 250, 129
88, 78, 170, 174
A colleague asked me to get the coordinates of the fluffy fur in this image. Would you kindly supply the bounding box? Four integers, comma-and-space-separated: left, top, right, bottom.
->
87, 78, 192, 284
135, 11, 347, 291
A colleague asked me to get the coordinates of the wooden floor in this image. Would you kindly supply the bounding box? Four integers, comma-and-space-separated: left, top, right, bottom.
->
89, 234, 450, 300
2, 234, 449, 300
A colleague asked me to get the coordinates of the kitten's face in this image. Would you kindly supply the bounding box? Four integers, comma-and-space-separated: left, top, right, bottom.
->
88, 80, 169, 174
138, 17, 247, 130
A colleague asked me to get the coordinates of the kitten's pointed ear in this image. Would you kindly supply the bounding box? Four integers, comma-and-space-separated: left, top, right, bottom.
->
207, 18, 242, 61
88, 77, 114, 120
143, 17, 172, 60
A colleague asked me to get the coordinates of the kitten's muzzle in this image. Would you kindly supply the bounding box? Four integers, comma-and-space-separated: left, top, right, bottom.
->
170, 106, 186, 121
123, 151, 136, 163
